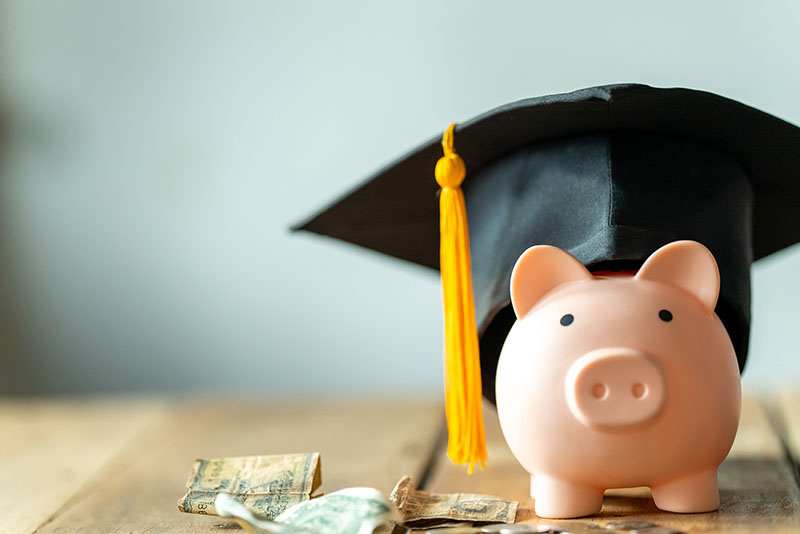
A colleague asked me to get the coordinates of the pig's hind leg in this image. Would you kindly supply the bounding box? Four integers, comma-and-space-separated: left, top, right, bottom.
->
532, 473, 604, 518
650, 469, 719, 513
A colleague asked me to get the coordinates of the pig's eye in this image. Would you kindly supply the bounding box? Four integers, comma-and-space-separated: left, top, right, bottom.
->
659, 309, 673, 322
560, 314, 574, 326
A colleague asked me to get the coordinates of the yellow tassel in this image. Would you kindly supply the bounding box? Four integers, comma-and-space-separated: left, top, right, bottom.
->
435, 123, 487, 473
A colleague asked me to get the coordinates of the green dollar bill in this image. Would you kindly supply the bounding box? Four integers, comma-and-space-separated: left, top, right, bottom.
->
277, 487, 400, 534
215, 487, 401, 534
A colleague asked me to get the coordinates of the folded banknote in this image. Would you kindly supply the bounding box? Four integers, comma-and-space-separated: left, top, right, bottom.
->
389, 476, 517, 527
178, 452, 322, 518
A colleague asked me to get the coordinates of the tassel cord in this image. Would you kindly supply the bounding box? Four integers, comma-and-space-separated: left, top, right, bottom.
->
436, 124, 488, 473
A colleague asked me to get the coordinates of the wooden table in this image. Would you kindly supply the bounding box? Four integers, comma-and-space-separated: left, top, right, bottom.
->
2, 393, 800, 534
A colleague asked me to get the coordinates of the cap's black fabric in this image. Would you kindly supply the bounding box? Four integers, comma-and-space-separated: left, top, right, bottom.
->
467, 131, 753, 403
294, 84, 800, 401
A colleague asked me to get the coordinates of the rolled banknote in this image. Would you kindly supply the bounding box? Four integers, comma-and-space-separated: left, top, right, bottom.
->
215, 487, 401, 534
178, 452, 322, 518
215, 494, 315, 534
389, 476, 517, 527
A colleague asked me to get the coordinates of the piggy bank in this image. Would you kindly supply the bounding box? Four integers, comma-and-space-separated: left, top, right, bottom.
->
495, 240, 741, 518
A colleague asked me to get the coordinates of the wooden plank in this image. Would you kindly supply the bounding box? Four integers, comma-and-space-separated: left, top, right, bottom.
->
32, 397, 442, 533
424, 394, 800, 533
774, 390, 800, 478
0, 397, 166, 534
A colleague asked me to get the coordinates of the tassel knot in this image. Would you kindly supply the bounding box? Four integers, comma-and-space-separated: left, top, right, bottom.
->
435, 154, 466, 189
435, 125, 466, 188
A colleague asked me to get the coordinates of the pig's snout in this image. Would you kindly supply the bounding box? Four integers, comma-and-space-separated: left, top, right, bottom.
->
565, 348, 666, 430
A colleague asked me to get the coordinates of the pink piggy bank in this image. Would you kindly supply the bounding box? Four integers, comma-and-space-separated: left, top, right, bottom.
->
495, 240, 741, 518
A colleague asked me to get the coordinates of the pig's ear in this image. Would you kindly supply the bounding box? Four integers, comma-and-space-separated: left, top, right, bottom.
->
510, 245, 593, 318
635, 240, 720, 314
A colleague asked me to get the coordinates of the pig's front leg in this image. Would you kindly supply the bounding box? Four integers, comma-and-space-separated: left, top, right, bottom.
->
651, 469, 719, 513
532, 473, 603, 518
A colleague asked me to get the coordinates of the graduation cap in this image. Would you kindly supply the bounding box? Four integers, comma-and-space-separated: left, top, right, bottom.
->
294, 84, 800, 470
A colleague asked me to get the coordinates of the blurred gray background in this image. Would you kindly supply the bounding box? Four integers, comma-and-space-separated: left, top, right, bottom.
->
0, 1, 798, 396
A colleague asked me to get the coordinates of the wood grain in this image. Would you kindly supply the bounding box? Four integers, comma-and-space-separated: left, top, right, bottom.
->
774, 390, 800, 478
4, 394, 799, 534
423, 394, 800, 533
26, 397, 442, 534
0, 397, 166, 534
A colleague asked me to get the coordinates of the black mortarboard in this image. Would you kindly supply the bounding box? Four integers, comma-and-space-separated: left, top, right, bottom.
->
294, 83, 800, 465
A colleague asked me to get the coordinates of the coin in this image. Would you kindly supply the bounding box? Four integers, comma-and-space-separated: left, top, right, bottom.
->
535, 522, 602, 534
603, 520, 655, 530
481, 525, 539, 533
